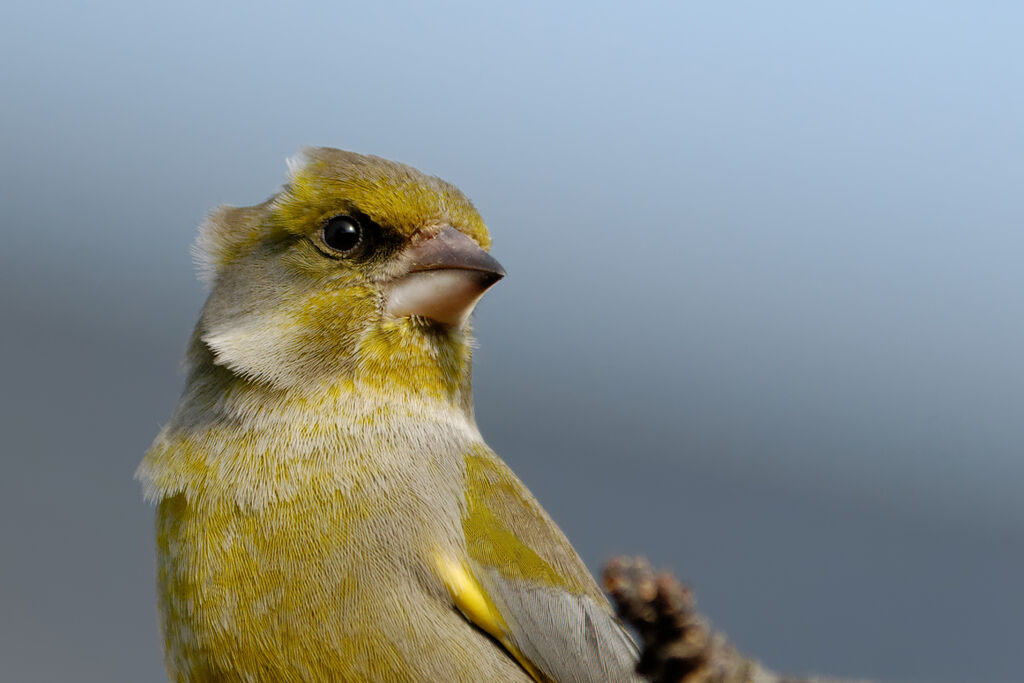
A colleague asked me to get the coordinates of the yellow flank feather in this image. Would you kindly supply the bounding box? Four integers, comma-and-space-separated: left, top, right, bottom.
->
138, 148, 639, 682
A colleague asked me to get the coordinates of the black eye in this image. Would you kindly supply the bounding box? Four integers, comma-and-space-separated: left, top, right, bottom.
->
321, 215, 362, 253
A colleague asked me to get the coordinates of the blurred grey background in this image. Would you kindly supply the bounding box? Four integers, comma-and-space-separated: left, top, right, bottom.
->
2, 2, 1022, 682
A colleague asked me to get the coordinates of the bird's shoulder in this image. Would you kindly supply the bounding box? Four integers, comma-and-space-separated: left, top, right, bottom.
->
451, 446, 640, 682
460, 445, 601, 599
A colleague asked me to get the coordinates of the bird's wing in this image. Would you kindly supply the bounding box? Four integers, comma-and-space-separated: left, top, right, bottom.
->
437, 446, 640, 683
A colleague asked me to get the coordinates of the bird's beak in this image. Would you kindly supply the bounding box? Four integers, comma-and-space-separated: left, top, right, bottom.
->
385, 227, 505, 327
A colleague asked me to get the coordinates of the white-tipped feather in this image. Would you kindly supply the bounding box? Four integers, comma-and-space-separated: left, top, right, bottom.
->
192, 208, 228, 287
285, 148, 315, 180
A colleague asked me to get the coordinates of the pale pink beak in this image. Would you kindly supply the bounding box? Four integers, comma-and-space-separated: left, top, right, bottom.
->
385, 227, 505, 327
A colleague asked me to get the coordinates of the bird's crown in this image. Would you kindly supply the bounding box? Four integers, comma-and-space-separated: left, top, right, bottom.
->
195, 148, 490, 285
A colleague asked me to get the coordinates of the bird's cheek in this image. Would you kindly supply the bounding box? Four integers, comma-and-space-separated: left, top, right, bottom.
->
298, 286, 378, 328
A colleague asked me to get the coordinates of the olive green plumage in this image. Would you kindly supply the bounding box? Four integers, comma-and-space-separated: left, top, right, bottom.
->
137, 148, 639, 682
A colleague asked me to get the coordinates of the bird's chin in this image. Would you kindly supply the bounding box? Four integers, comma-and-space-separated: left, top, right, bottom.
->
385, 269, 502, 328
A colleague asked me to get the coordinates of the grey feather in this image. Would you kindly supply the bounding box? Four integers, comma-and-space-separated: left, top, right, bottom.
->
480, 567, 642, 682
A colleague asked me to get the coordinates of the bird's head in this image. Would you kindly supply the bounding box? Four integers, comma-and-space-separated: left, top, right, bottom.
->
190, 148, 504, 407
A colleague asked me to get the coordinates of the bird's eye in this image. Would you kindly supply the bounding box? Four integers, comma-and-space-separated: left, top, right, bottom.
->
321, 215, 363, 254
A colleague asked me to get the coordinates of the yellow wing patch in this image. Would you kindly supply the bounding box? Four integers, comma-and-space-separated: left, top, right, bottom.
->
435, 554, 506, 638
434, 553, 547, 683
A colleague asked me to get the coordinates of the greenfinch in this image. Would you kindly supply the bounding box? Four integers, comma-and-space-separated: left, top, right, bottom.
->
137, 148, 639, 682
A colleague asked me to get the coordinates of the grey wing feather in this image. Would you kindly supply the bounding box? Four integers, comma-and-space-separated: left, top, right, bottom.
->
479, 566, 642, 682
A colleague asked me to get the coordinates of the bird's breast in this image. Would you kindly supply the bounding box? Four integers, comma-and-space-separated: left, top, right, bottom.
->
150, 423, 527, 681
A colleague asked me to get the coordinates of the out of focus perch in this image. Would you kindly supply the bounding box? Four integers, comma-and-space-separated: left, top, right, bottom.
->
602, 557, 865, 683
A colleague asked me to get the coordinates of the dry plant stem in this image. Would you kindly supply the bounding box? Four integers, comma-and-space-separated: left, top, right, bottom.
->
602, 557, 858, 683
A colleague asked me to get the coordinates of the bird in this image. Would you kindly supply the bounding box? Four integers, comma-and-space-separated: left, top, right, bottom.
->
137, 147, 640, 682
